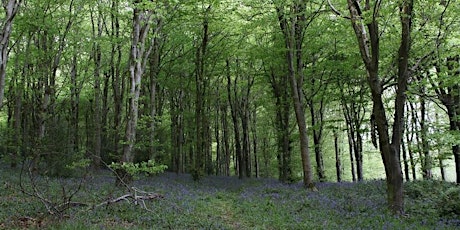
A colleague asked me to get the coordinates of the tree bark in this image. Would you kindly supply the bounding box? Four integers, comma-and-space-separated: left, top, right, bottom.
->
0, 0, 22, 110
309, 99, 326, 182
118, 4, 153, 185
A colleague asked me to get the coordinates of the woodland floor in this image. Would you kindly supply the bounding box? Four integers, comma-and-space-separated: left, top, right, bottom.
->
0, 164, 459, 229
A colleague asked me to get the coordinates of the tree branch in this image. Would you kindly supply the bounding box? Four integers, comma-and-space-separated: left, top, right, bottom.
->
327, 0, 350, 19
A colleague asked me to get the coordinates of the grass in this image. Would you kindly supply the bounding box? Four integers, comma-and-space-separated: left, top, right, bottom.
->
0, 164, 459, 229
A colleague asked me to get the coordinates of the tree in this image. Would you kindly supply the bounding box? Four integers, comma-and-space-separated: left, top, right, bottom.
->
339, 0, 414, 214
275, 0, 321, 189
268, 66, 294, 182
0, 0, 22, 110
118, 0, 156, 184
341, 78, 368, 181
193, 4, 211, 180
430, 0, 460, 184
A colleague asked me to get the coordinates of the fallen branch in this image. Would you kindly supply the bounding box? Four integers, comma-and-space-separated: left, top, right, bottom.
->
93, 190, 164, 209
19, 158, 164, 216
92, 190, 164, 211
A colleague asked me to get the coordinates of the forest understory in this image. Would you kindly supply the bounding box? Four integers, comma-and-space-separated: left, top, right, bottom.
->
0, 163, 459, 230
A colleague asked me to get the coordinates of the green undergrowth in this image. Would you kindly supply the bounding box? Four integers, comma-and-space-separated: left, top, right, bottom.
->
0, 164, 459, 229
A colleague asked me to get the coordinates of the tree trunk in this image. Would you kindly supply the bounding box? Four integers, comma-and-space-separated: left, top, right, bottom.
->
346, 0, 412, 214
148, 19, 162, 161
91, 5, 103, 169
346, 126, 356, 182
401, 135, 410, 181
435, 55, 460, 184
269, 68, 293, 183
215, 96, 221, 175
407, 102, 417, 180
110, 0, 123, 162
334, 129, 342, 182
241, 99, 251, 178
446, 105, 460, 183
69, 53, 80, 154
226, 59, 244, 179
276, 2, 314, 189
309, 100, 326, 182
239, 66, 254, 178
342, 94, 366, 182
251, 110, 259, 178
0, 0, 22, 110
222, 102, 231, 176
193, 7, 211, 180
419, 93, 432, 179
118, 5, 153, 185
170, 91, 184, 173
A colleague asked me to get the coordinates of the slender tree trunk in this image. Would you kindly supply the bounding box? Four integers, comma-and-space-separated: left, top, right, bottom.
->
269, 68, 292, 182
419, 93, 432, 179
149, 18, 162, 160
170, 92, 184, 173
8, 42, 27, 167
346, 125, 356, 182
439, 151, 446, 181
241, 101, 251, 178
343, 102, 359, 181
193, 7, 211, 180
309, 100, 326, 181
251, 110, 259, 178
215, 97, 221, 175
69, 53, 79, 154
91, 4, 103, 169
436, 55, 460, 184
222, 102, 231, 176
0, 0, 22, 110
334, 129, 342, 182
276, 2, 315, 189
110, 0, 123, 161
407, 102, 417, 180
226, 59, 244, 179
240, 71, 254, 178
401, 135, 410, 181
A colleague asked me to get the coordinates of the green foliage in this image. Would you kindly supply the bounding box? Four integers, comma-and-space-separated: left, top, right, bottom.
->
405, 179, 460, 219
109, 160, 167, 177
1, 164, 459, 229
438, 186, 460, 218
65, 158, 91, 170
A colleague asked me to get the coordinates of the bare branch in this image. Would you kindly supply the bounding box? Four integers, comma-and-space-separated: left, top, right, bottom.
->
327, 0, 350, 19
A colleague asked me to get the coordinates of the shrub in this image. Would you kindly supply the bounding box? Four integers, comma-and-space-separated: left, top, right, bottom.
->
109, 159, 168, 178
438, 186, 460, 218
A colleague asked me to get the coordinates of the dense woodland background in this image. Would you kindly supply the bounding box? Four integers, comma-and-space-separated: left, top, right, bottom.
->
0, 0, 459, 214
